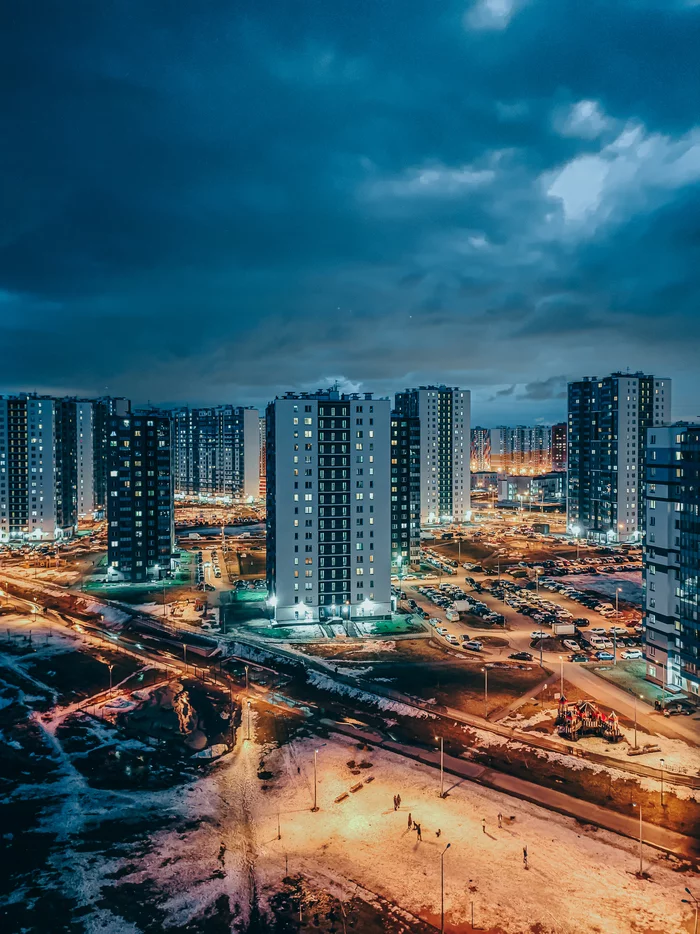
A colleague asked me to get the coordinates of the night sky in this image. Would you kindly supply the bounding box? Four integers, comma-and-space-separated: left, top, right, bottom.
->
2, 1, 700, 425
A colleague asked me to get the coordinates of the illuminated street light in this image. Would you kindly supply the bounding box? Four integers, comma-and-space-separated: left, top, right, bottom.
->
108, 663, 114, 698
435, 734, 445, 798
246, 700, 251, 741
440, 843, 451, 934
660, 757, 665, 808
632, 802, 644, 876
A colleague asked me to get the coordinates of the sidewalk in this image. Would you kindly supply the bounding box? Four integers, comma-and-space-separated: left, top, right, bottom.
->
321, 718, 700, 861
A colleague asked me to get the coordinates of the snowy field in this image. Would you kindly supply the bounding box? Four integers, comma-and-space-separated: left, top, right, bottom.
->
65, 727, 695, 934
565, 571, 643, 605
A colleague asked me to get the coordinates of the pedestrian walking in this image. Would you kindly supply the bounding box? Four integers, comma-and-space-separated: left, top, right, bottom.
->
397, 793, 401, 808
408, 812, 412, 830
393, 795, 398, 811
436, 829, 441, 838
482, 818, 486, 834
498, 813, 502, 829
523, 846, 528, 870
416, 822, 422, 841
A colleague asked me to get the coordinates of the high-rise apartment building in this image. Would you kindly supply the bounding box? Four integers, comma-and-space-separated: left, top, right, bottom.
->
643, 425, 700, 700
551, 422, 567, 472
394, 386, 470, 525
92, 397, 132, 511
567, 373, 671, 542
470, 427, 491, 472
391, 412, 420, 567
259, 415, 266, 498
0, 394, 105, 541
172, 405, 260, 500
266, 389, 391, 623
107, 411, 174, 582
490, 426, 552, 473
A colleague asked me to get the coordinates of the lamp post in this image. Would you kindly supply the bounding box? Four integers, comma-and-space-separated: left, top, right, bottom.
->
481, 666, 488, 718
268, 594, 278, 622
633, 694, 643, 750
435, 735, 445, 798
632, 803, 644, 876
440, 843, 451, 934
246, 700, 251, 741
558, 656, 564, 696
108, 663, 114, 698
660, 757, 665, 808
682, 888, 699, 934
245, 664, 249, 694
615, 586, 622, 618
312, 747, 321, 812
535, 567, 542, 596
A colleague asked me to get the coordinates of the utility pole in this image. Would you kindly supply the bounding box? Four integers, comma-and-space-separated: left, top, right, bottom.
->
441, 843, 451, 934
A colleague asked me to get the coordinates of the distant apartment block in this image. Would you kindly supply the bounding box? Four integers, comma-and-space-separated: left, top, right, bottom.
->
394, 385, 470, 525
567, 373, 671, 542
490, 425, 552, 474
172, 405, 260, 500
551, 422, 567, 472
470, 426, 491, 472
266, 388, 391, 624
391, 411, 420, 567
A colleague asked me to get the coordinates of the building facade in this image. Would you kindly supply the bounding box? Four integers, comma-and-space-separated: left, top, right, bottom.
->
551, 422, 567, 472
266, 389, 391, 624
259, 415, 266, 498
394, 386, 470, 525
172, 405, 260, 500
0, 394, 108, 541
107, 411, 174, 582
643, 425, 700, 700
92, 397, 131, 512
470, 426, 491, 472
490, 426, 552, 473
567, 373, 671, 542
391, 412, 420, 567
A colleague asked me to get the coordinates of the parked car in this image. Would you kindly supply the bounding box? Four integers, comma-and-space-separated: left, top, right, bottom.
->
562, 639, 579, 652
590, 627, 607, 635
530, 631, 548, 640
463, 639, 483, 651
571, 653, 589, 663
608, 626, 627, 636
595, 651, 615, 661
510, 651, 534, 661
436, 627, 448, 636
446, 634, 460, 645
621, 649, 643, 660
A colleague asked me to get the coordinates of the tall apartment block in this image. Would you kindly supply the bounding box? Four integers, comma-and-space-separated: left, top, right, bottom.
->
567, 373, 671, 542
92, 397, 131, 511
266, 389, 391, 623
172, 405, 260, 500
551, 422, 567, 472
643, 425, 700, 700
394, 386, 470, 525
470, 427, 491, 472
391, 412, 420, 567
0, 394, 104, 541
259, 415, 266, 498
106, 411, 174, 582
490, 426, 552, 473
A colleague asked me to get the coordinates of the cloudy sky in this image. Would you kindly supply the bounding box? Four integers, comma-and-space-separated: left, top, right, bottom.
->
2, 0, 700, 425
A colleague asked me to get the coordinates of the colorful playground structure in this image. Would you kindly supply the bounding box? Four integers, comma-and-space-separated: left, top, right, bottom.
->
556, 697, 622, 742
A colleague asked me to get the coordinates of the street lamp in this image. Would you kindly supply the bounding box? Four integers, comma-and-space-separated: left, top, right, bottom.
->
558, 656, 564, 697
535, 567, 542, 596
633, 693, 643, 750
311, 746, 327, 812
481, 666, 488, 718
615, 586, 622, 618
682, 888, 699, 934
632, 803, 644, 876
108, 663, 114, 698
660, 757, 665, 808
435, 735, 445, 798
440, 843, 451, 934
246, 700, 251, 741
268, 594, 278, 622
245, 664, 249, 694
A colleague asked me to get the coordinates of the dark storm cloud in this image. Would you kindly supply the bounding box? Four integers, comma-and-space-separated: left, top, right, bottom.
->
1, 0, 700, 423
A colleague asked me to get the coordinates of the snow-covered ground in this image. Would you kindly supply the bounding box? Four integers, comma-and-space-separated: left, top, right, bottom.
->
565, 571, 642, 604
118, 730, 696, 934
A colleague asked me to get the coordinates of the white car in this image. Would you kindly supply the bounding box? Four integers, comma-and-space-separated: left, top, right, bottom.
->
621, 649, 643, 660
530, 631, 548, 640
563, 639, 579, 652
590, 627, 607, 635
608, 626, 627, 636
436, 627, 449, 636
